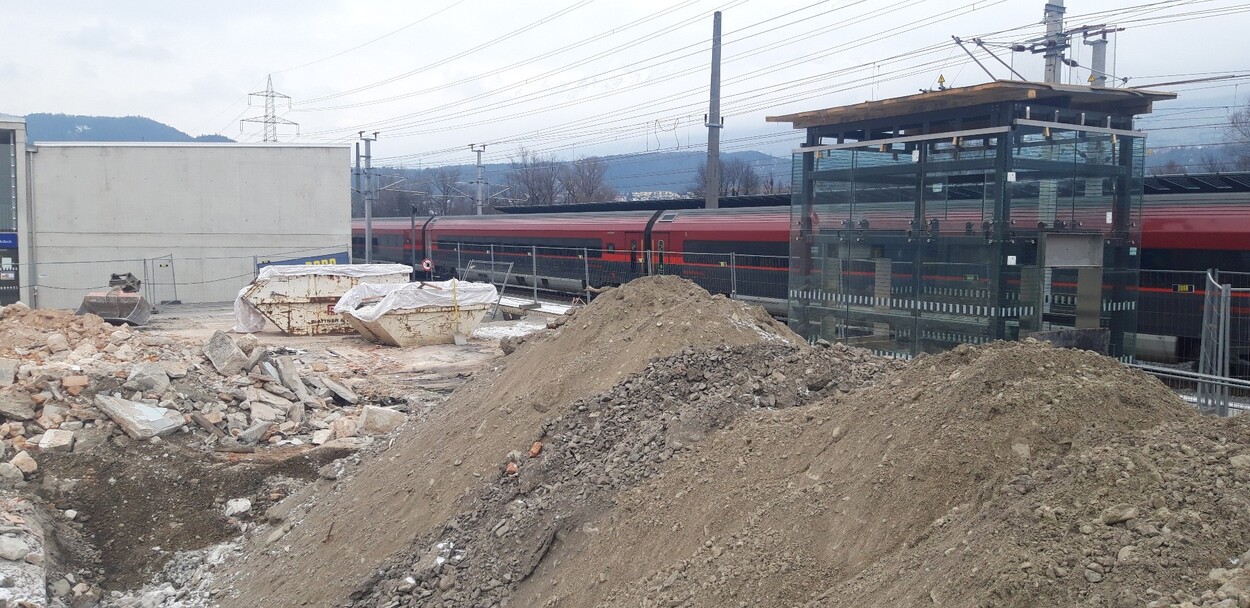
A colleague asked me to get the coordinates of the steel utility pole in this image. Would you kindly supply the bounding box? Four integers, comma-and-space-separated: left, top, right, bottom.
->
361, 132, 378, 263
1042, 1, 1066, 83
470, 144, 486, 215
354, 142, 362, 260
704, 11, 723, 210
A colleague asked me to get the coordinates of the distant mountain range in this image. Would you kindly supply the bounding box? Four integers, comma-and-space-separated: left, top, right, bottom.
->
22, 113, 232, 144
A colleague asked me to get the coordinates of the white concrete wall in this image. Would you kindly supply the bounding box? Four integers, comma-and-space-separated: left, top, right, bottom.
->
26, 144, 350, 309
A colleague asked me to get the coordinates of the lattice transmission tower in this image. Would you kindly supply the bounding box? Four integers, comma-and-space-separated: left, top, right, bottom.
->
241, 74, 298, 142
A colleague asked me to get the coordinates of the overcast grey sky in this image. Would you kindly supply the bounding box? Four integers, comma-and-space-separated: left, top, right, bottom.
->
4, 0, 1249, 165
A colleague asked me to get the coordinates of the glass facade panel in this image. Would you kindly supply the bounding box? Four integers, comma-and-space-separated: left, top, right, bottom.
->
0, 130, 14, 232
789, 103, 1146, 360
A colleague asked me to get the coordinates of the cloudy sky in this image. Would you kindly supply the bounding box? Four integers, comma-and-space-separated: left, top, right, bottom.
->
4, 0, 1249, 166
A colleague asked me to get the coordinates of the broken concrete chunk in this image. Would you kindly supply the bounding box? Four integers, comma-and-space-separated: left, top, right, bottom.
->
45, 333, 69, 353
320, 376, 359, 405
310, 429, 332, 445
275, 356, 311, 401
330, 417, 357, 439
248, 402, 286, 424
0, 391, 36, 421
223, 498, 252, 517
127, 362, 171, 394
359, 405, 405, 435
0, 536, 29, 561
0, 463, 21, 482
236, 333, 260, 355
9, 451, 36, 475
159, 361, 188, 379
238, 421, 273, 445
37, 429, 74, 453
60, 375, 90, 397
94, 395, 186, 440
204, 331, 248, 376
0, 358, 18, 386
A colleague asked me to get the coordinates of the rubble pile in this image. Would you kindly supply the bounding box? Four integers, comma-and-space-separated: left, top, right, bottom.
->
0, 304, 411, 483
349, 341, 899, 606
0, 303, 424, 605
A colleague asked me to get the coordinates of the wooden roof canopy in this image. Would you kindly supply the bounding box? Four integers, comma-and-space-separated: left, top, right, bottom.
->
766, 80, 1177, 129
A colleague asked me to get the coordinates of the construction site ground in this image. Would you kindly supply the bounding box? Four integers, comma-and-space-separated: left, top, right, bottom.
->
2, 278, 1250, 608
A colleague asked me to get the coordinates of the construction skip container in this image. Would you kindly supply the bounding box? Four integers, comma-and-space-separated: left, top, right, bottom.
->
334, 279, 499, 347
233, 264, 412, 336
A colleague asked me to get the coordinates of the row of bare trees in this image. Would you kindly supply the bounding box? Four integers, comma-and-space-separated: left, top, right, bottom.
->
503, 149, 618, 206
354, 149, 790, 218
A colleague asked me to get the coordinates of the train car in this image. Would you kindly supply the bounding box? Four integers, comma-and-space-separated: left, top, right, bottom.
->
351, 175, 1250, 364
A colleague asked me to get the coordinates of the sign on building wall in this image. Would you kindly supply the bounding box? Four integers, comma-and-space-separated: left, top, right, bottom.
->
256, 252, 349, 270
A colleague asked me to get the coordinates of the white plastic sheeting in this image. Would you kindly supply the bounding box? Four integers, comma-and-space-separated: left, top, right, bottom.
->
334, 280, 498, 323
232, 264, 414, 333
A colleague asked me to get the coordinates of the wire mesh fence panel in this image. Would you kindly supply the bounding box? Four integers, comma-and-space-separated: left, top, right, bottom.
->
732, 254, 789, 302
1137, 269, 1207, 366
1198, 271, 1231, 415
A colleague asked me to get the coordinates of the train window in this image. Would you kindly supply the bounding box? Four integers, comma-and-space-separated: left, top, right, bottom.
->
606, 244, 615, 251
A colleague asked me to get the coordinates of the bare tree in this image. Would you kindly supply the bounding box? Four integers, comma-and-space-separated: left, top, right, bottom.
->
1149, 159, 1185, 176
560, 157, 617, 204
690, 158, 762, 197
1228, 102, 1250, 170
1200, 151, 1227, 174
430, 167, 463, 215
505, 147, 562, 206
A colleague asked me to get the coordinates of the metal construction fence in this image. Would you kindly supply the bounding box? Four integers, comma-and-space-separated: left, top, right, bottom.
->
1130, 268, 1250, 416
426, 242, 789, 314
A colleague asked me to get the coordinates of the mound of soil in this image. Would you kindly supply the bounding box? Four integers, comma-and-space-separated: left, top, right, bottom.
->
217, 276, 800, 607
503, 340, 1201, 608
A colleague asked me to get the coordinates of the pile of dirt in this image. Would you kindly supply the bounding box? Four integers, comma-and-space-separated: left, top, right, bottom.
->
345, 340, 898, 606
497, 340, 1212, 608
215, 276, 802, 606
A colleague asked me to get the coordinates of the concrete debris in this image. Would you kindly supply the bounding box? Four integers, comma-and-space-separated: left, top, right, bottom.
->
204, 331, 248, 376
36, 429, 74, 453
320, 376, 359, 405
0, 359, 17, 386
59, 374, 89, 397
247, 402, 286, 424
223, 498, 252, 517
8, 452, 35, 475
0, 536, 28, 561
126, 361, 172, 394
0, 392, 35, 421
330, 417, 357, 439
0, 463, 21, 482
45, 333, 69, 353
358, 405, 405, 435
275, 356, 311, 401
95, 395, 186, 440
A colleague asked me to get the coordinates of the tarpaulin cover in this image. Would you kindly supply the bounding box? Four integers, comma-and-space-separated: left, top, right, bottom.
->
232, 264, 414, 333
334, 280, 498, 323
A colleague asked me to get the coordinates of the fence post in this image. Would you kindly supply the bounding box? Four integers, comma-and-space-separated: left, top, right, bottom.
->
489, 245, 496, 289
167, 255, 179, 304
730, 251, 737, 299
1221, 285, 1232, 416
456, 243, 462, 275
583, 248, 591, 303
531, 245, 538, 304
